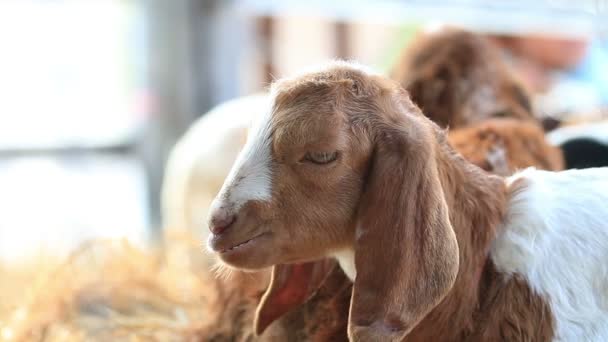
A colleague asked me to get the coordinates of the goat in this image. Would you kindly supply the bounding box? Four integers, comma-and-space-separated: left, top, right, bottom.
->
391, 28, 564, 173
207, 61, 608, 341
164, 29, 561, 339
392, 28, 534, 128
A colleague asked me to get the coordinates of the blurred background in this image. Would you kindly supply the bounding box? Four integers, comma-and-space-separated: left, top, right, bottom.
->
0, 0, 606, 339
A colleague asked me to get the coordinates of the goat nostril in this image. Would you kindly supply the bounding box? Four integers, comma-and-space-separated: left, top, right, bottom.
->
210, 214, 236, 235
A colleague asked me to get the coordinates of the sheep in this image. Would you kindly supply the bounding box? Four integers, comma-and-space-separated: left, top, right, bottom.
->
391, 28, 534, 128
206, 61, 608, 341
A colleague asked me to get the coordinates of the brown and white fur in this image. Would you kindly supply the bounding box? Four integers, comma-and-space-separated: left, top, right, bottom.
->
207, 61, 608, 341
448, 118, 564, 175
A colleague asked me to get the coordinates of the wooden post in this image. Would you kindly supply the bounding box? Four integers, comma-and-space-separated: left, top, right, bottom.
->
334, 21, 351, 59
257, 16, 275, 85
141, 0, 215, 234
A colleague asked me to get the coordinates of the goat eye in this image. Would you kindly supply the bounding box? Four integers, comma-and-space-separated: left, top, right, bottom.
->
303, 151, 339, 165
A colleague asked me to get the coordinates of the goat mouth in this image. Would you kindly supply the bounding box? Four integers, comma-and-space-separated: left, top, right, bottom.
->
209, 231, 269, 254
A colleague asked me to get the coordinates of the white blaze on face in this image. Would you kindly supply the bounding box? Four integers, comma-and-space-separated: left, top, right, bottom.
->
211, 96, 274, 213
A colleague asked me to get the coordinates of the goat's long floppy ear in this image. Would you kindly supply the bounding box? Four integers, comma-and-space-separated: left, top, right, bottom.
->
348, 98, 459, 341
254, 259, 336, 335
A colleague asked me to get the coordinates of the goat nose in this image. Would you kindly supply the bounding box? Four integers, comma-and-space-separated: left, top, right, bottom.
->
209, 210, 236, 235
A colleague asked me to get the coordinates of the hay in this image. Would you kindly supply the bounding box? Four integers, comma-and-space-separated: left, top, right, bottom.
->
0, 230, 222, 342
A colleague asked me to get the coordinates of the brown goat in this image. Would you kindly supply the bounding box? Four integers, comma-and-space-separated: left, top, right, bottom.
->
392, 28, 534, 128
389, 28, 563, 175
196, 43, 563, 342
197, 30, 563, 341
206, 61, 608, 341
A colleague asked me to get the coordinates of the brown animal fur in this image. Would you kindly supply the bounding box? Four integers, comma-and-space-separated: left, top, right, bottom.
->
389, 28, 563, 175
391, 28, 534, 128
206, 63, 555, 341
448, 118, 564, 175
399, 136, 553, 341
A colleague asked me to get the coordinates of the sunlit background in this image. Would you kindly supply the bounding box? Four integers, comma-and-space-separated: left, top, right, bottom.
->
0, 0, 606, 339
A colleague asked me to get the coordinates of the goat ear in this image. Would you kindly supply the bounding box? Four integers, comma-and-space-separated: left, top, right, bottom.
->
254, 260, 336, 335
348, 95, 459, 341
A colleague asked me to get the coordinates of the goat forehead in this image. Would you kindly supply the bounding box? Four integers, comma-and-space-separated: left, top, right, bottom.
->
274, 111, 343, 148
218, 101, 274, 209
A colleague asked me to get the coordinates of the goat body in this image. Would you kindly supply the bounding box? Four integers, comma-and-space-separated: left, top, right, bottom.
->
206, 61, 608, 341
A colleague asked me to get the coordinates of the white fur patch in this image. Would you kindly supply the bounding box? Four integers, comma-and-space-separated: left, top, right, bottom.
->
492, 167, 608, 341
333, 248, 356, 281
212, 97, 273, 212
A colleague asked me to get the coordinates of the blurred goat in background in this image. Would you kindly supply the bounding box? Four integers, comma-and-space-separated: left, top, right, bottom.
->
392, 28, 535, 128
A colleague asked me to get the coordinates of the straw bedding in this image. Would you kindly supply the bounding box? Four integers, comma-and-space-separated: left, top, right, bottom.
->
0, 231, 240, 342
